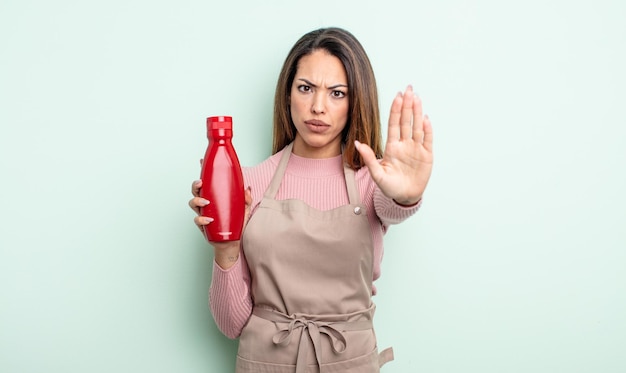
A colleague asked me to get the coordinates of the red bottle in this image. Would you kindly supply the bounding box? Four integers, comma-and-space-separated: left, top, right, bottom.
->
199, 116, 245, 242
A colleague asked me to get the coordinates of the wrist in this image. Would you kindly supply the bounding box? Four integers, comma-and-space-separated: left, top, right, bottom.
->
393, 196, 421, 207
212, 241, 241, 270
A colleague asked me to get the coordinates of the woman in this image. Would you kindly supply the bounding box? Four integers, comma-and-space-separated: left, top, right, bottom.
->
189, 27, 433, 372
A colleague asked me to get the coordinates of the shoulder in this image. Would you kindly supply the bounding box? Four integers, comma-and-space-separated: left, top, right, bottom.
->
242, 148, 285, 181
243, 154, 277, 179
352, 164, 378, 206
242, 149, 285, 207
354, 163, 377, 190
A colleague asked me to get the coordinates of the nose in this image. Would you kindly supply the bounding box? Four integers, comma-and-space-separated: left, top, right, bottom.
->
311, 93, 326, 114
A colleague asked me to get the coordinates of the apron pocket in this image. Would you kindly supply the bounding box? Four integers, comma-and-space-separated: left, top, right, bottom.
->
320, 346, 382, 373
236, 347, 382, 373
236, 355, 295, 373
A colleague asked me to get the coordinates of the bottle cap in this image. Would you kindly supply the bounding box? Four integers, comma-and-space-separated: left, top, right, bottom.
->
208, 116, 233, 130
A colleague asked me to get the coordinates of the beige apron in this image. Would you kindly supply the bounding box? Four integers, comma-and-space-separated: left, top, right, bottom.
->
236, 143, 393, 373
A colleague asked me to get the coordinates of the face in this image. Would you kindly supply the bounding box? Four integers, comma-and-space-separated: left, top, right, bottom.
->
289, 49, 349, 158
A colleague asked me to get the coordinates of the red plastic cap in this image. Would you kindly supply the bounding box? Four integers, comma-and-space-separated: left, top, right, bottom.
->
208, 116, 232, 130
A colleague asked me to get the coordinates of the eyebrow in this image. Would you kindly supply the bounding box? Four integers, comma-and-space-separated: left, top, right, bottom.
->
298, 78, 348, 90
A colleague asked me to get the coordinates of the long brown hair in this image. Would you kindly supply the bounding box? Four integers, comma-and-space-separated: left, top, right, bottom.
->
272, 27, 383, 170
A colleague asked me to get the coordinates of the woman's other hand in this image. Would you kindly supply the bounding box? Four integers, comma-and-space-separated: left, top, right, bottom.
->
355, 85, 433, 206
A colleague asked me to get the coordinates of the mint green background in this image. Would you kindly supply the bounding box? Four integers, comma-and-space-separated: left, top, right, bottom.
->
1, 0, 624, 372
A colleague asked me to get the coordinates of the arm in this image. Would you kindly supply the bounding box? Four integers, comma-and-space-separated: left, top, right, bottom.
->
208, 250, 253, 338
189, 179, 254, 338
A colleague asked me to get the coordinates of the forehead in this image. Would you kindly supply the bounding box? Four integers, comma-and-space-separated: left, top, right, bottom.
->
295, 50, 347, 81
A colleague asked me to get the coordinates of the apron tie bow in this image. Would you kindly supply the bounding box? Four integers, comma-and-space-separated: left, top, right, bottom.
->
254, 307, 373, 373
271, 317, 349, 373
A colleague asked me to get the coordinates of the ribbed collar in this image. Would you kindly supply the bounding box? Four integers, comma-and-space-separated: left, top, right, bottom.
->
271, 147, 344, 178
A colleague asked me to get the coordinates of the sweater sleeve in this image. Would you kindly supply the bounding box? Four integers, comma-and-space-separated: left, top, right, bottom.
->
208, 250, 253, 339
373, 186, 422, 226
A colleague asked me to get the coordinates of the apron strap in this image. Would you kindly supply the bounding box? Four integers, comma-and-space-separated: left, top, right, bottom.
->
378, 347, 395, 367
342, 165, 361, 206
263, 142, 294, 199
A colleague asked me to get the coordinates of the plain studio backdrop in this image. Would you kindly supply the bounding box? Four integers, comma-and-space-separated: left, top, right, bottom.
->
1, 0, 624, 372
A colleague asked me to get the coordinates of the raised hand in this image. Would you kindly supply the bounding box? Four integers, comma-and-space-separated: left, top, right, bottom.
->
355, 85, 433, 205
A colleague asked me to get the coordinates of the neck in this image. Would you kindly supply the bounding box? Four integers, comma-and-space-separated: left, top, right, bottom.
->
292, 136, 342, 159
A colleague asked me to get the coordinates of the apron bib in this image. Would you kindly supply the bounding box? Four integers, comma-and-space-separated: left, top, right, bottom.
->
237, 143, 393, 373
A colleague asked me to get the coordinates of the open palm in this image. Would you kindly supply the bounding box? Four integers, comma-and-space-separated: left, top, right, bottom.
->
356, 85, 433, 205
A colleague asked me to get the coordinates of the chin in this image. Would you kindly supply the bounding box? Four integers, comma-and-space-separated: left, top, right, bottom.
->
303, 138, 334, 150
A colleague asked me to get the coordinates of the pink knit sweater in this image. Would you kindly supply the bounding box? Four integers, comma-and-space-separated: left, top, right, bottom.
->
209, 146, 421, 338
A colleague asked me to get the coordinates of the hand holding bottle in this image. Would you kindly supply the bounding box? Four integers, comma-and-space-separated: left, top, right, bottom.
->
189, 179, 253, 269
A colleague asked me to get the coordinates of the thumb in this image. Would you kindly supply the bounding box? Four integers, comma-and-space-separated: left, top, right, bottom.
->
244, 186, 253, 208
355, 140, 382, 179
243, 186, 253, 225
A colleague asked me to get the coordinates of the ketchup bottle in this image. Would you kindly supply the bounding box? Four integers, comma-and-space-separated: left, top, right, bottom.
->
199, 116, 245, 242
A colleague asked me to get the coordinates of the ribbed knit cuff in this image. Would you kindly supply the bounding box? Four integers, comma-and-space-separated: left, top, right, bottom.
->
374, 188, 422, 225
209, 258, 253, 339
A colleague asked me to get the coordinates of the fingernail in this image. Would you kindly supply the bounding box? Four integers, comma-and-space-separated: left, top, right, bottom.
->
354, 140, 361, 150
200, 199, 210, 206
204, 217, 214, 223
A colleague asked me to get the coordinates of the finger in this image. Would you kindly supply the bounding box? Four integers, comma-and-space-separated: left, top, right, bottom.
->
387, 92, 403, 141
355, 140, 384, 183
423, 115, 433, 152
243, 187, 253, 223
400, 85, 415, 140
194, 215, 213, 227
244, 187, 253, 207
411, 94, 424, 142
244, 186, 253, 217
191, 180, 202, 197
188, 196, 209, 214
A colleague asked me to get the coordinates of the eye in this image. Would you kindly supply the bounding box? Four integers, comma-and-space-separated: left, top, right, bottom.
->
297, 85, 312, 93
332, 90, 347, 98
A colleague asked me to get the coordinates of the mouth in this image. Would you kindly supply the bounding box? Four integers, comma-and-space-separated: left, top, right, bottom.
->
304, 119, 331, 134
304, 119, 330, 127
